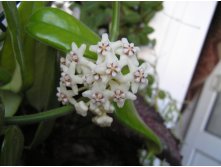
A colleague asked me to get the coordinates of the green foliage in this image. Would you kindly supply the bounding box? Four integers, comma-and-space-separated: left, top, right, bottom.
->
26, 43, 58, 111
0, 62, 22, 93
147, 75, 155, 86
25, 42, 59, 148
2, 2, 26, 90
25, 7, 100, 59
0, 35, 16, 84
158, 90, 166, 99
0, 126, 24, 165
0, 2, 166, 164
26, 6, 163, 155
114, 100, 162, 154
0, 66, 12, 85
0, 91, 22, 117
72, 1, 163, 45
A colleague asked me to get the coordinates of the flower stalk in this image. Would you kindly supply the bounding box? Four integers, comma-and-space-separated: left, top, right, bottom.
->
110, 1, 120, 42
5, 105, 74, 125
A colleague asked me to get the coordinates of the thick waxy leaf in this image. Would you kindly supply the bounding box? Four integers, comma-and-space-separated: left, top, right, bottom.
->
18, 2, 47, 29
0, 91, 22, 117
23, 3, 58, 148
18, 2, 47, 90
0, 126, 24, 165
25, 42, 59, 147
0, 35, 15, 84
2, 2, 25, 90
114, 100, 162, 154
0, 62, 22, 93
0, 2, 47, 90
26, 7, 100, 59
26, 43, 57, 111
0, 67, 12, 85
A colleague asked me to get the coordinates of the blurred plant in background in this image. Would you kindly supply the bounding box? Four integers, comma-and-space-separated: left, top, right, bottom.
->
53, 1, 163, 46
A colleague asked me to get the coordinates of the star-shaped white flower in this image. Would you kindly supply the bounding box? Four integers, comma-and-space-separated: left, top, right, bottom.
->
122, 38, 138, 56
131, 63, 149, 93
109, 81, 136, 107
83, 71, 109, 86
60, 69, 83, 95
116, 38, 140, 68
67, 43, 96, 70
90, 33, 120, 65
56, 85, 75, 105
90, 33, 111, 56
56, 33, 154, 127
106, 61, 121, 77
60, 57, 68, 72
82, 82, 111, 111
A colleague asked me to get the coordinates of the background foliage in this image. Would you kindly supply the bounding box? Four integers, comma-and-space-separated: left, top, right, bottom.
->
71, 1, 163, 46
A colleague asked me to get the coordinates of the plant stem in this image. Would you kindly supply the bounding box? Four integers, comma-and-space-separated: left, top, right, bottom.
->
110, 1, 120, 42
5, 105, 74, 125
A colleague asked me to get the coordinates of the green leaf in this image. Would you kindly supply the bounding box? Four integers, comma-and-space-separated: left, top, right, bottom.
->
0, 35, 16, 84
146, 86, 153, 97
158, 90, 166, 99
25, 41, 59, 147
0, 126, 24, 165
123, 1, 140, 8
0, 67, 12, 85
122, 6, 141, 24
26, 7, 100, 59
0, 90, 22, 117
0, 2, 47, 90
114, 100, 162, 154
0, 32, 6, 42
26, 43, 58, 112
0, 61, 22, 93
147, 75, 155, 86
18, 2, 47, 30
25, 39, 59, 147
2, 2, 26, 90
17, 1, 47, 90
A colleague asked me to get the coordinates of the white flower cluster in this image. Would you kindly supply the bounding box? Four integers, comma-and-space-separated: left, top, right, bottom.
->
57, 33, 151, 127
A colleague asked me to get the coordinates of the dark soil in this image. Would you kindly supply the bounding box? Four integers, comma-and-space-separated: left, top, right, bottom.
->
21, 95, 181, 166
21, 112, 144, 166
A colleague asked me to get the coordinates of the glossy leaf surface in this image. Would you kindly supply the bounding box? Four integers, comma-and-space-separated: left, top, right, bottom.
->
25, 41, 59, 147
0, 91, 22, 117
0, 62, 22, 93
26, 43, 58, 111
0, 126, 24, 165
2, 2, 25, 89
18, 2, 47, 90
26, 7, 100, 59
0, 67, 12, 85
114, 100, 162, 154
0, 35, 15, 84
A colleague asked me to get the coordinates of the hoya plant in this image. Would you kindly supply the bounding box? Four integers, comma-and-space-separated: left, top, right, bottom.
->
0, 1, 180, 165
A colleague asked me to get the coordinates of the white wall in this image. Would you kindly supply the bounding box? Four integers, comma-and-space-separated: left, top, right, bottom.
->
139, 1, 217, 110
